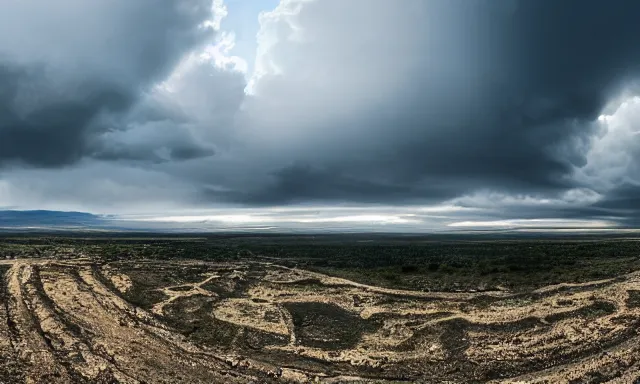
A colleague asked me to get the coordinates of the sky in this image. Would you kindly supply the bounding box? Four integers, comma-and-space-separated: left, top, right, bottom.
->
2, 0, 640, 232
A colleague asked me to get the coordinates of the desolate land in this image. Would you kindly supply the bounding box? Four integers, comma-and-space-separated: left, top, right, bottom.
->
1, 234, 640, 383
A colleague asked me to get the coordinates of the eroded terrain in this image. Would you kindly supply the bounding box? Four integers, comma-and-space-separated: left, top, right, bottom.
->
1, 251, 640, 384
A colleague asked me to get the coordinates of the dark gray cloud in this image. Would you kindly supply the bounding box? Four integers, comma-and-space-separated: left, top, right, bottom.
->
205, 164, 458, 206
0, 0, 218, 167
591, 183, 640, 226
0, 64, 132, 167
234, 0, 640, 208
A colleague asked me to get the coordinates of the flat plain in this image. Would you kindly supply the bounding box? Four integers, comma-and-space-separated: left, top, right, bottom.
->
1, 233, 640, 383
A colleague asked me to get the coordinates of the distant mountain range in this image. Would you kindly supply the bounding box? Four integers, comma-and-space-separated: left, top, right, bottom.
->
0, 210, 105, 229
0, 210, 279, 233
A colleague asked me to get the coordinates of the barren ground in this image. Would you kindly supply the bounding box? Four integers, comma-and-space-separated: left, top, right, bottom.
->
1, 237, 640, 383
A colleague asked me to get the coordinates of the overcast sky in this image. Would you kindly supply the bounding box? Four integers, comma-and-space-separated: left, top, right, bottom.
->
2, 0, 640, 231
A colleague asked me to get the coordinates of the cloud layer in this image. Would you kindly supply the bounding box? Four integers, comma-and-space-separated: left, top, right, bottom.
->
0, 0, 218, 167
2, 0, 640, 229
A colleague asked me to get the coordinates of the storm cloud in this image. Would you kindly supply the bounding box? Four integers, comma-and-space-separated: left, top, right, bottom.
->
2, 0, 640, 229
0, 0, 219, 167
236, 0, 640, 202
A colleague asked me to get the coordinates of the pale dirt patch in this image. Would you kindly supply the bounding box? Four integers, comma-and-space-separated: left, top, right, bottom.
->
101, 265, 133, 293
213, 298, 289, 335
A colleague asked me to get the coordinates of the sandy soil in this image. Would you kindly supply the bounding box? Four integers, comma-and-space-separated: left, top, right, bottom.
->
1, 257, 640, 383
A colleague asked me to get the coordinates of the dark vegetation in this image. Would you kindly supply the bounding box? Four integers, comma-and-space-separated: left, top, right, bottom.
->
2, 233, 640, 292
627, 290, 640, 309
285, 302, 378, 350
